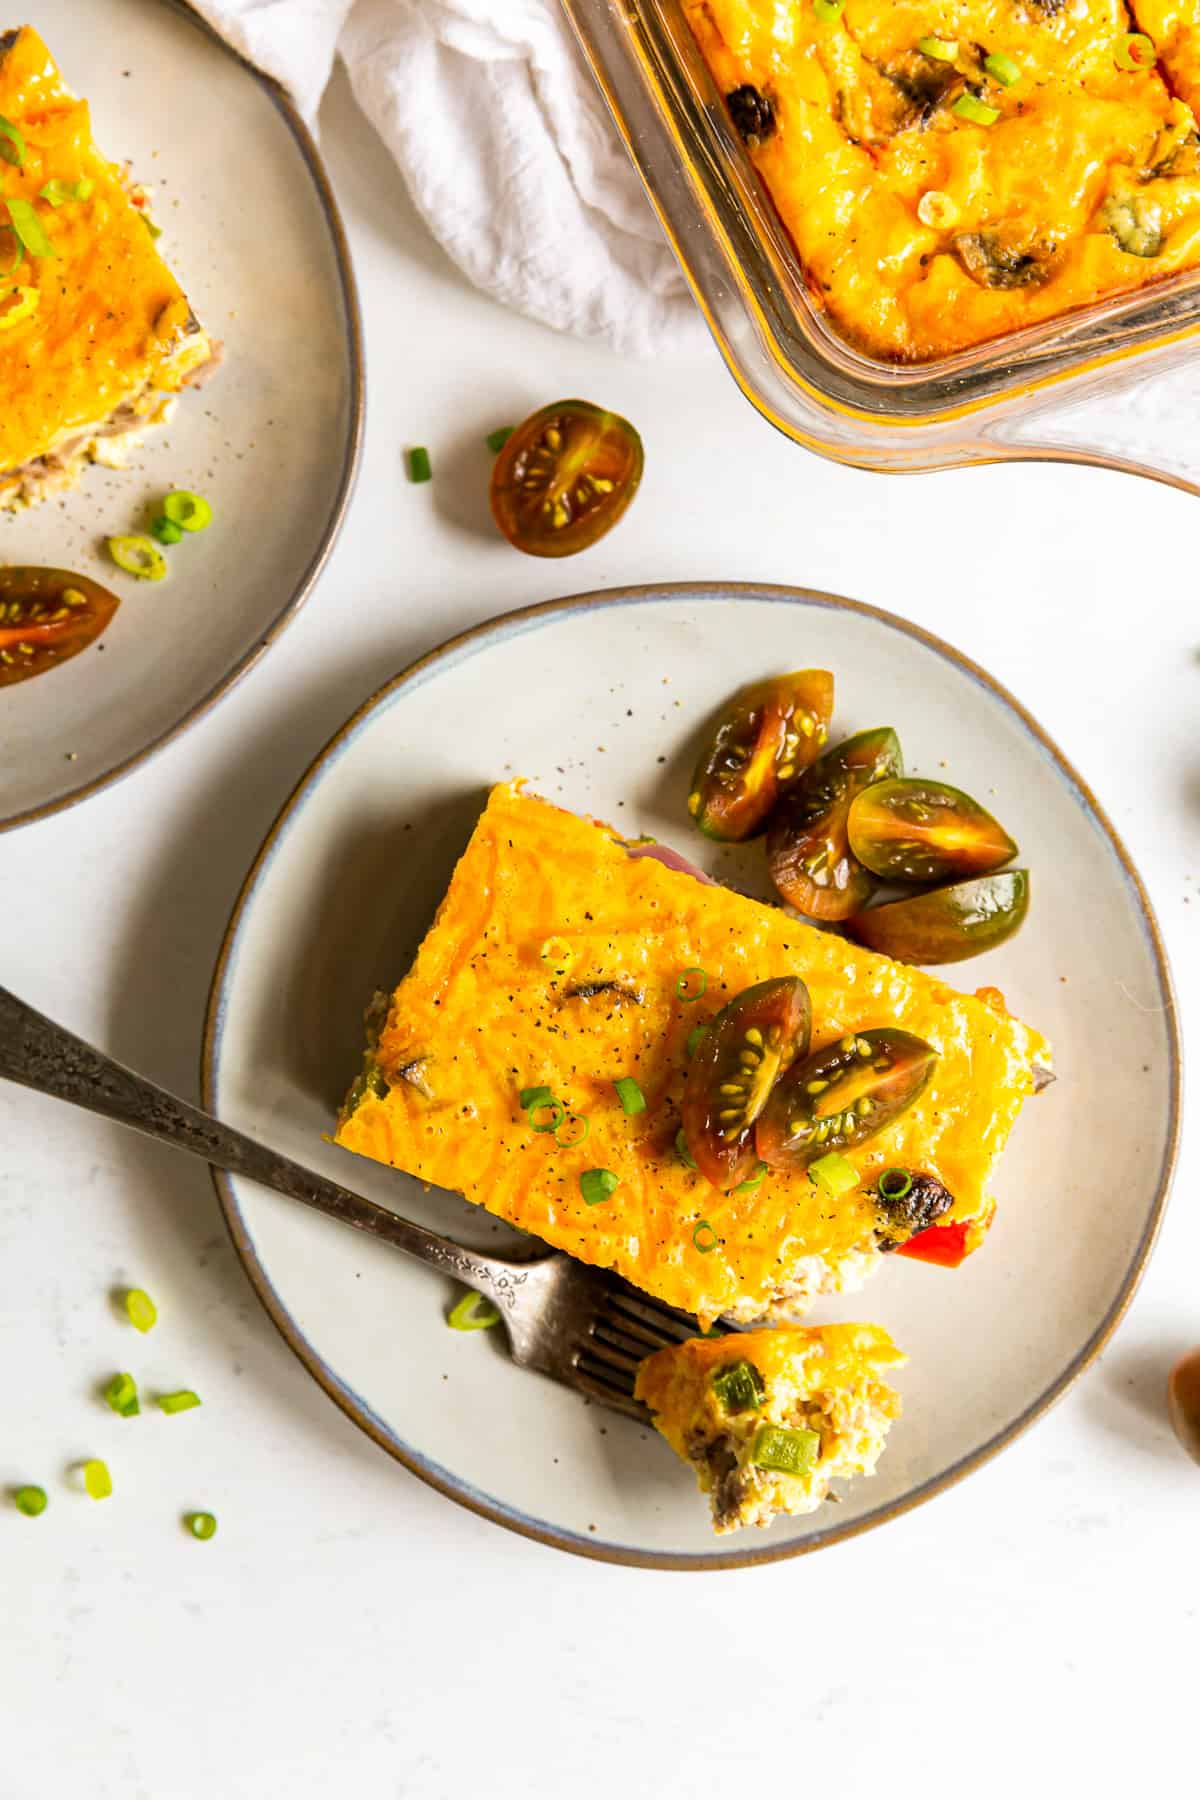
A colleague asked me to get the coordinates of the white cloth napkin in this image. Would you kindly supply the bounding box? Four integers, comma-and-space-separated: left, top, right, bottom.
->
193, 0, 702, 356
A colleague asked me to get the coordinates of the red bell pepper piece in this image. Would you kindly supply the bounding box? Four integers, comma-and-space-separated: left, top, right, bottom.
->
895, 1198, 995, 1268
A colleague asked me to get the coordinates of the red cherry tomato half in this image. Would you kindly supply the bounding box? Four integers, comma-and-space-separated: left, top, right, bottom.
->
0, 567, 120, 687
489, 399, 643, 558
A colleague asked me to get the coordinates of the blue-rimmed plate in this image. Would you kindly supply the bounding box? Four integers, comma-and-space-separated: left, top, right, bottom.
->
202, 584, 1179, 1568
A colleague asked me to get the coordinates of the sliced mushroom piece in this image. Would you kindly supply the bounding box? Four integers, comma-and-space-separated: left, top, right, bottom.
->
1100, 191, 1164, 258
954, 229, 1055, 289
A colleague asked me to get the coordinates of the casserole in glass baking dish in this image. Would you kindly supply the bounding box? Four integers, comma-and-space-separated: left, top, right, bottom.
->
562, 0, 1200, 490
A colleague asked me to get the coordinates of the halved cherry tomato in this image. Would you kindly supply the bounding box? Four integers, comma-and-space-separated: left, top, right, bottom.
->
848, 870, 1030, 965
756, 1027, 937, 1172
489, 399, 643, 558
847, 777, 1017, 883
0, 567, 120, 688
688, 670, 833, 841
894, 1198, 996, 1266
680, 977, 811, 1191
765, 727, 902, 920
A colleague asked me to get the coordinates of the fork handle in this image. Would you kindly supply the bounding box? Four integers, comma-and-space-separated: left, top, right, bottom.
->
0, 985, 533, 1312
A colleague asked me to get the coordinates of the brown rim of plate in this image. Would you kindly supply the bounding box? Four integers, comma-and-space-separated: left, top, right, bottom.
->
0, 0, 365, 835
200, 582, 1182, 1571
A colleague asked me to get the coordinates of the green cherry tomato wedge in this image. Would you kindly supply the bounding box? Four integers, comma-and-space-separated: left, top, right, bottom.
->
489, 399, 643, 558
687, 670, 834, 842
846, 777, 1018, 883
847, 870, 1030, 965
756, 1027, 937, 1172
0, 567, 120, 688
680, 977, 812, 1191
765, 727, 903, 920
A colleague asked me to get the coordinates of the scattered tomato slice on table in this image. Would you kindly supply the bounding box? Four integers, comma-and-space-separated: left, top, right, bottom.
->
0, 566, 119, 687
680, 977, 812, 1191
688, 670, 834, 841
489, 399, 643, 558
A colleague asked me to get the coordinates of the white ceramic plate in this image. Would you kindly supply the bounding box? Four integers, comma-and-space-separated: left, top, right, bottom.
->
203, 585, 1180, 1568
0, 0, 361, 831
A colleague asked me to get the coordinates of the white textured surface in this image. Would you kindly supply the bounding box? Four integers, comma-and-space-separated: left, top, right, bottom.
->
0, 59, 1196, 1800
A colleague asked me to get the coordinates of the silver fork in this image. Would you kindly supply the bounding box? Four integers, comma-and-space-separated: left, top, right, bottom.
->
0, 985, 700, 1420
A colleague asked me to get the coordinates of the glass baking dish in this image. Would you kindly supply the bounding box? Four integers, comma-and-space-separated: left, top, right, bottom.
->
562, 0, 1200, 494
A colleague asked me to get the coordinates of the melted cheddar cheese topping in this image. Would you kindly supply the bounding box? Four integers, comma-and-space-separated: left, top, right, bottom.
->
0, 27, 208, 480
336, 785, 1047, 1325
686, 0, 1200, 359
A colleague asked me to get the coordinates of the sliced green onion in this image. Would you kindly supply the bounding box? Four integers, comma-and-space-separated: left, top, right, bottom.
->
82, 1459, 112, 1500
162, 490, 213, 532
1116, 31, 1156, 70
519, 1084, 555, 1111
151, 514, 183, 545
692, 1219, 718, 1253
676, 1127, 698, 1171
918, 35, 958, 61
40, 177, 94, 205
580, 1167, 619, 1206
447, 1290, 501, 1331
984, 51, 1021, 86
952, 93, 1000, 126
186, 1511, 217, 1540
107, 535, 168, 581
5, 197, 55, 258
685, 1025, 708, 1058
878, 1167, 914, 1201
142, 214, 162, 240
408, 446, 432, 483
0, 229, 22, 276
750, 1423, 819, 1475
528, 1097, 564, 1133
810, 1151, 860, 1199
614, 1076, 646, 1115
812, 0, 844, 19
104, 1372, 140, 1417
734, 1161, 768, 1195
13, 1484, 47, 1516
539, 935, 574, 971
711, 1358, 765, 1413
0, 113, 25, 168
676, 967, 708, 1002
123, 1287, 158, 1331
554, 1111, 590, 1149
156, 1390, 202, 1415
486, 425, 514, 453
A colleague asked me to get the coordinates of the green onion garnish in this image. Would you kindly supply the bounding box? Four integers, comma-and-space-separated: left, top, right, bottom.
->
519, 1084, 554, 1111
13, 1485, 47, 1516
5, 197, 55, 258
186, 1511, 217, 1540
486, 426, 514, 453
918, 34, 958, 60
984, 51, 1021, 86
734, 1162, 768, 1195
528, 1097, 564, 1134
0, 230, 22, 276
539, 935, 574, 971
750, 1423, 819, 1475
692, 1219, 718, 1253
107, 536, 168, 582
447, 1290, 501, 1331
675, 1127, 698, 1170
82, 1459, 112, 1500
157, 1390, 202, 1415
151, 514, 183, 545
162, 490, 213, 532
142, 214, 162, 240
123, 1287, 158, 1331
711, 1358, 765, 1413
554, 1111, 590, 1149
812, 0, 844, 19
105, 1372, 140, 1417
685, 1025, 708, 1058
580, 1168, 619, 1206
408, 446, 432, 483
952, 93, 1000, 126
0, 113, 25, 168
878, 1167, 913, 1201
614, 1077, 646, 1115
676, 967, 708, 1002
1116, 31, 1156, 70
40, 177, 94, 206
810, 1151, 860, 1199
